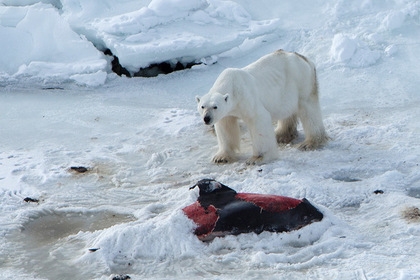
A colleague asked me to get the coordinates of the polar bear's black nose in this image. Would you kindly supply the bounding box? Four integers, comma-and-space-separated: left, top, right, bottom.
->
204, 115, 211, 125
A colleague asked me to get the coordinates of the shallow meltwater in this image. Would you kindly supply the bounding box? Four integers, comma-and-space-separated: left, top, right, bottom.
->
21, 210, 135, 245
5, 209, 136, 279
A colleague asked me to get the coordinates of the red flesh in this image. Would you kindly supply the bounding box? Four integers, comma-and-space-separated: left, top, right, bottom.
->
182, 202, 218, 238
235, 193, 302, 212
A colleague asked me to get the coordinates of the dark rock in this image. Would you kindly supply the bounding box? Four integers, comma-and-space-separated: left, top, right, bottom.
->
104, 49, 131, 77
70, 166, 89, 173
23, 197, 39, 203
88, 248, 100, 252
103, 48, 201, 77
112, 275, 131, 280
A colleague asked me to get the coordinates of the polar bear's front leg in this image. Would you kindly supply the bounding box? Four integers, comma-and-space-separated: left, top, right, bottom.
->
213, 116, 240, 163
246, 112, 279, 164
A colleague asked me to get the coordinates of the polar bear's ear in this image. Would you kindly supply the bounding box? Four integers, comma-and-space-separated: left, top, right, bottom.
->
223, 94, 229, 102
195, 96, 201, 103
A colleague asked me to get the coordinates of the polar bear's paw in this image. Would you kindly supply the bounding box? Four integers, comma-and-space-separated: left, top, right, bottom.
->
246, 155, 264, 165
276, 131, 298, 145
298, 140, 317, 151
298, 138, 326, 151
212, 152, 235, 164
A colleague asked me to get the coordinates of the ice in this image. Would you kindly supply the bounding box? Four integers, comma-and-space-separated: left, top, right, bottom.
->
1, 0, 420, 279
0, 3, 107, 86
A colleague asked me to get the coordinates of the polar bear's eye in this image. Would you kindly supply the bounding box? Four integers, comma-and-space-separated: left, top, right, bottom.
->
201, 106, 205, 109
213, 106, 218, 110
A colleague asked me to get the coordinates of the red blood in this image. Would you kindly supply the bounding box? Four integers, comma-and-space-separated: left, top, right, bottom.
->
235, 193, 302, 212
182, 202, 218, 237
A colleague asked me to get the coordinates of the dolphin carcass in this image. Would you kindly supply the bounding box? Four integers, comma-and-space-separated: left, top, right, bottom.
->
183, 179, 323, 241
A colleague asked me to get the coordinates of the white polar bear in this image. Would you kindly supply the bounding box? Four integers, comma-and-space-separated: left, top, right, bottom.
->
196, 50, 329, 164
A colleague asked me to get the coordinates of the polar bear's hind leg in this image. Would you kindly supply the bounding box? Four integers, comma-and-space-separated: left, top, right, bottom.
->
275, 114, 298, 144
298, 87, 329, 150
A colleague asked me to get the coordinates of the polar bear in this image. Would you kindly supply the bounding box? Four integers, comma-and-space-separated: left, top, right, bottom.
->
196, 50, 328, 164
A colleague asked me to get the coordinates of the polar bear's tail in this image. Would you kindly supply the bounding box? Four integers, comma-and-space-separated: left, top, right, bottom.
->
292, 51, 319, 100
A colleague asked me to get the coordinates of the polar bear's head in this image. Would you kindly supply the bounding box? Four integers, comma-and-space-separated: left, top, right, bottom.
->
196, 92, 231, 126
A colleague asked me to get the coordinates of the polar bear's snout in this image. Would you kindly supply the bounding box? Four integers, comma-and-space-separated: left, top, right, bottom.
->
203, 114, 212, 125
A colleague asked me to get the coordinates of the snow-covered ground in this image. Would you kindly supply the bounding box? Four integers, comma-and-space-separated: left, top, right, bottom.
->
1, 0, 420, 279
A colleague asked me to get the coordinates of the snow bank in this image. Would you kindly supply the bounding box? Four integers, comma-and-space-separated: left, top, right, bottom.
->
70, 0, 279, 73
0, 0, 280, 86
0, 3, 107, 86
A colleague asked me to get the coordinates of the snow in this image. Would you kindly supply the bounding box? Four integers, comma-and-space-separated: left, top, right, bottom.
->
0, 3, 107, 86
1, 0, 420, 279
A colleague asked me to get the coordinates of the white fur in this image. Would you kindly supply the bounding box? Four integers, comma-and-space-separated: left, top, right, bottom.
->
196, 50, 328, 164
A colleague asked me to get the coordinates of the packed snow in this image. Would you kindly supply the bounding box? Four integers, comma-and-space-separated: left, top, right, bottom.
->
1, 0, 420, 279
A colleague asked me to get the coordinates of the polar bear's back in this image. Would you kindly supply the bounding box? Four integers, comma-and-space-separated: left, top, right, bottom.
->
244, 49, 315, 89
243, 50, 317, 118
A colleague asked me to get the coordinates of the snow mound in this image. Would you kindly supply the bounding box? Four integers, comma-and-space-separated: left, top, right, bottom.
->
0, 3, 107, 86
330, 33, 380, 67
73, 0, 279, 73
381, 11, 406, 31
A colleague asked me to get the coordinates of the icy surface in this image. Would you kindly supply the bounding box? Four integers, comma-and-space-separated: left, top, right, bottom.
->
1, 0, 420, 279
